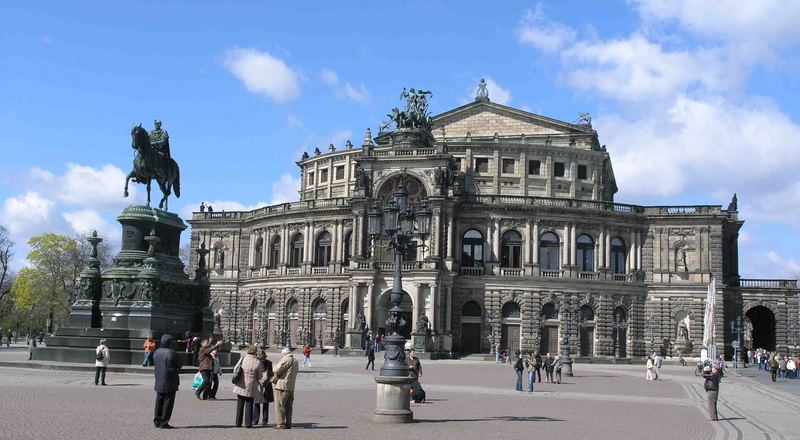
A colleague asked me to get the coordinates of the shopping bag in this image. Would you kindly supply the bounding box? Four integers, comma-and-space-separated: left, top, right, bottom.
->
191, 371, 203, 390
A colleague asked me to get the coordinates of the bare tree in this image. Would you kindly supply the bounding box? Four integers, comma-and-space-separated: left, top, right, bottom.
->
0, 226, 13, 302
179, 240, 192, 276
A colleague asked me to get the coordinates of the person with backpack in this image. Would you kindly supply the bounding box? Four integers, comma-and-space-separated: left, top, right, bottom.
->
94, 339, 109, 386
513, 351, 524, 391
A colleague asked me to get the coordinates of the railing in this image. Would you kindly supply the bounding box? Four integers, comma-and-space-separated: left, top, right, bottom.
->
194, 198, 351, 221
737, 279, 798, 288
500, 268, 523, 277
541, 270, 562, 278
460, 266, 484, 276
612, 273, 629, 282
642, 205, 722, 216
579, 272, 600, 280
459, 194, 645, 214
286, 267, 301, 275
373, 147, 438, 157
312, 266, 329, 275
267, 269, 278, 277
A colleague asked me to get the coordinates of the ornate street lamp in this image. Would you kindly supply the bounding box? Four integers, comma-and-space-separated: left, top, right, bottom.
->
560, 297, 574, 376
612, 309, 627, 359
729, 316, 743, 368
368, 180, 431, 423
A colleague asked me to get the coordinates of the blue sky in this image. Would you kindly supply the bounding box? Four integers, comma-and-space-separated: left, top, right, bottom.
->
1, 1, 799, 279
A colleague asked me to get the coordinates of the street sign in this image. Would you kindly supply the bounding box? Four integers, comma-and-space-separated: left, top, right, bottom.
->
731, 340, 740, 348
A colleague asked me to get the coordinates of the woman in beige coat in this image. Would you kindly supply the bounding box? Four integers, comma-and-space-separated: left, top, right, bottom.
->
232, 346, 265, 428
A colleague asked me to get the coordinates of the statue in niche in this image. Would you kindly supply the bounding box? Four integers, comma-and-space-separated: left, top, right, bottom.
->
675, 244, 689, 272
214, 245, 225, 270
416, 315, 429, 333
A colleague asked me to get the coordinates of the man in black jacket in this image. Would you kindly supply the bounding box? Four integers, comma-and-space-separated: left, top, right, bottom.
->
153, 334, 182, 429
703, 365, 722, 421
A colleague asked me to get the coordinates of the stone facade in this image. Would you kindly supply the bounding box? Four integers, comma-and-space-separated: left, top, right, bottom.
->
188, 95, 799, 359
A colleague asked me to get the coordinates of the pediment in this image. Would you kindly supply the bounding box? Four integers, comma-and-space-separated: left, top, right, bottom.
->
431, 101, 592, 139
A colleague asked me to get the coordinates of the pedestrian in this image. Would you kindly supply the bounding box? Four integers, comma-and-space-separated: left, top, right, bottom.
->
184, 331, 192, 361
534, 352, 543, 382
271, 347, 299, 430
525, 353, 536, 392
94, 339, 109, 386
205, 349, 221, 400
409, 350, 422, 379
365, 343, 375, 370
27, 334, 37, 360
778, 355, 788, 380
191, 335, 201, 366
554, 355, 563, 384
6, 329, 12, 347
654, 353, 663, 380
232, 346, 265, 428
787, 357, 796, 379
365, 333, 372, 352
703, 364, 722, 421
302, 344, 312, 367
142, 337, 156, 367
153, 334, 181, 429
545, 353, 555, 383
678, 352, 686, 367
513, 351, 524, 391
253, 350, 274, 426
769, 353, 779, 382
646, 356, 654, 380
195, 338, 223, 400
495, 344, 502, 364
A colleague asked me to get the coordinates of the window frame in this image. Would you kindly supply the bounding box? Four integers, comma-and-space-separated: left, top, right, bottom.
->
500, 230, 523, 268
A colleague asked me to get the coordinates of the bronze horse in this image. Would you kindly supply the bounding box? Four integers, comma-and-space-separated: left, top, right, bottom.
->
124, 124, 181, 210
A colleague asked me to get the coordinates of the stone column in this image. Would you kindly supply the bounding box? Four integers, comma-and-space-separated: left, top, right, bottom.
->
570, 224, 577, 266
366, 283, 374, 332
605, 229, 611, 269
332, 220, 340, 263
429, 284, 437, 333
562, 224, 570, 267
629, 231, 636, 273
532, 220, 539, 265
484, 222, 492, 263
447, 212, 455, 259
523, 219, 532, 264
281, 225, 289, 266
492, 218, 500, 263
446, 286, 453, 332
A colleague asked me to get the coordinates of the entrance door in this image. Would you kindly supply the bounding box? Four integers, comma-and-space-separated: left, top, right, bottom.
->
746, 306, 776, 351
501, 324, 520, 352
312, 318, 326, 347
267, 319, 276, 346
580, 327, 594, 356
461, 323, 482, 353
540, 326, 558, 354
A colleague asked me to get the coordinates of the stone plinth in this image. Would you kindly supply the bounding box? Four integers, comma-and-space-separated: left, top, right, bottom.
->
34, 205, 228, 365
373, 375, 414, 424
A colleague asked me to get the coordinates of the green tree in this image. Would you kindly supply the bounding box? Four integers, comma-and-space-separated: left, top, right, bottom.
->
0, 226, 13, 302
12, 233, 82, 333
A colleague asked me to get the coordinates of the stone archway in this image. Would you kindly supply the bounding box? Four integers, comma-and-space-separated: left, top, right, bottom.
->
460, 301, 483, 354
376, 290, 413, 339
746, 305, 776, 351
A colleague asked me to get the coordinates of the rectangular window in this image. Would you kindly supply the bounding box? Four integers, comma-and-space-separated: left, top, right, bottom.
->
528, 160, 541, 175
319, 169, 328, 183
335, 165, 345, 180
554, 162, 565, 177
577, 164, 588, 180
307, 172, 315, 187
502, 158, 515, 174
475, 158, 489, 173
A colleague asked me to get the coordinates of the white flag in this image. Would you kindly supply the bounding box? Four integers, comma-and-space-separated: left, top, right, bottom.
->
703, 277, 716, 349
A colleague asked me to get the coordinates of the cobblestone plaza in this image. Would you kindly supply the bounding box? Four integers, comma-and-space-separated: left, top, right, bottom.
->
0, 350, 797, 439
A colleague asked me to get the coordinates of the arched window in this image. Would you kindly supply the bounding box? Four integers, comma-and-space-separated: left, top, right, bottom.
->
313, 298, 327, 316
577, 234, 594, 272
269, 236, 281, 269
290, 234, 304, 267
614, 306, 627, 323
541, 303, 557, 320
343, 230, 352, 265
462, 301, 482, 317
501, 230, 522, 268
579, 304, 595, 322
253, 237, 263, 267
461, 229, 484, 267
539, 232, 560, 271
314, 231, 332, 266
501, 302, 521, 318
610, 237, 626, 274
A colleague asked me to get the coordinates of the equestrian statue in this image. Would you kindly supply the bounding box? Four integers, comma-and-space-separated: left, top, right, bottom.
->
124, 119, 181, 211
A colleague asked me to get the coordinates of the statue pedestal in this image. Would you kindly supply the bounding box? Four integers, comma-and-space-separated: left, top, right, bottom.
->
348, 330, 364, 350
412, 332, 427, 352
373, 376, 414, 424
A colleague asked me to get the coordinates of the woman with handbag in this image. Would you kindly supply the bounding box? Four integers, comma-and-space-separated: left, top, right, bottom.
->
252, 350, 274, 426
231, 346, 264, 428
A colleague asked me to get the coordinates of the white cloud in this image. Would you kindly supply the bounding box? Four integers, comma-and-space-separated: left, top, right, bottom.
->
320, 69, 338, 84
1, 191, 54, 235
517, 3, 576, 53
319, 69, 370, 104
270, 173, 300, 205
57, 163, 139, 209
62, 209, 115, 239
633, 0, 800, 50
223, 48, 300, 103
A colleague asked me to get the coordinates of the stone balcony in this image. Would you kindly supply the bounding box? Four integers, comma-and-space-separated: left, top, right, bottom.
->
458, 264, 641, 283
734, 278, 798, 288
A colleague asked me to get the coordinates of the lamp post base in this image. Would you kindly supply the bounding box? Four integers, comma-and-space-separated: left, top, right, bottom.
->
563, 360, 573, 377
373, 376, 414, 424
